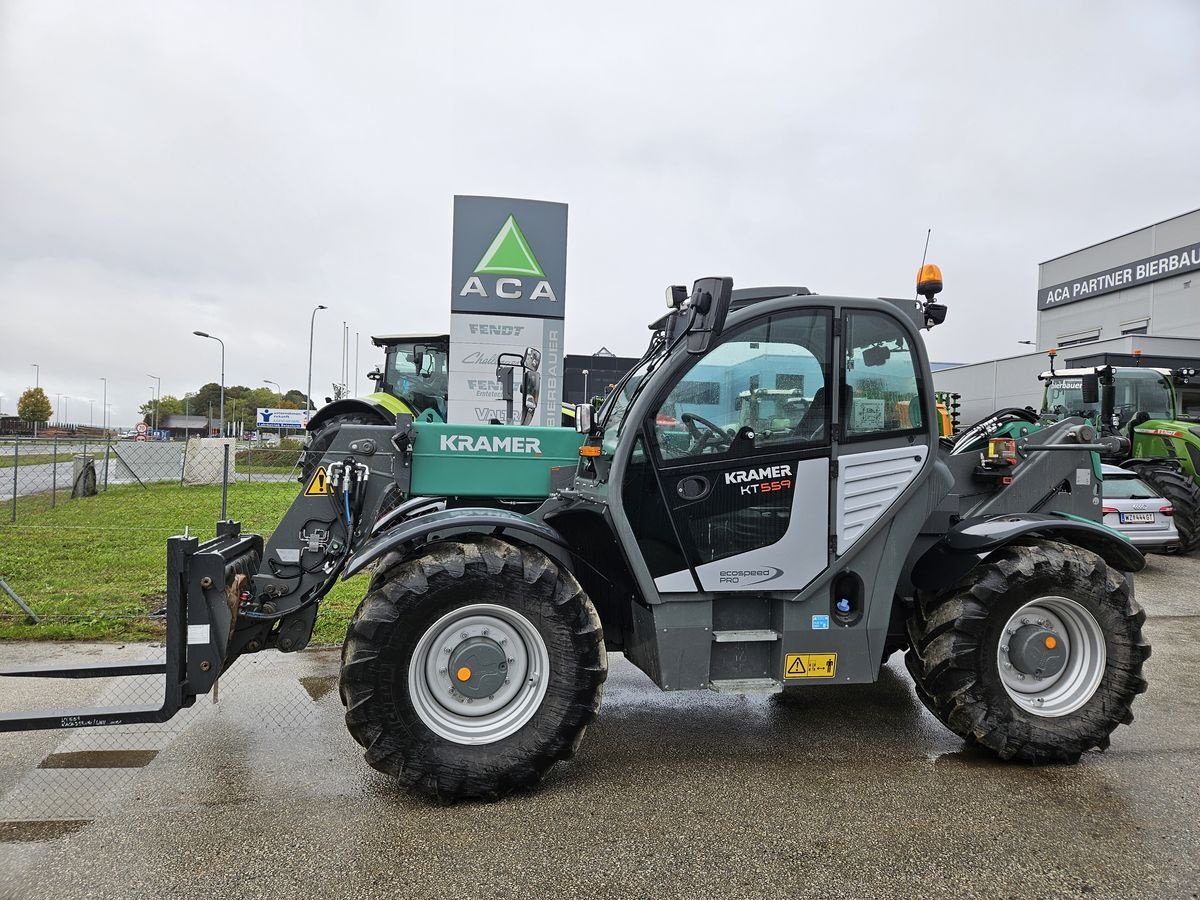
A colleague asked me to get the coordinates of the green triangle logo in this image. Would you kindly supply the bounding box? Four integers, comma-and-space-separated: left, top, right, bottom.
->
473, 215, 545, 277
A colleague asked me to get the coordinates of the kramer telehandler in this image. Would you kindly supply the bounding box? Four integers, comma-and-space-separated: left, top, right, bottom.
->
0, 267, 1150, 802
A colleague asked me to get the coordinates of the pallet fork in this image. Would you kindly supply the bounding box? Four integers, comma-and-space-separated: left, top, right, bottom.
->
0, 522, 261, 732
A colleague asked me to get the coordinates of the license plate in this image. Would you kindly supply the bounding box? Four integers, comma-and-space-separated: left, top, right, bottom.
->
1120, 512, 1154, 523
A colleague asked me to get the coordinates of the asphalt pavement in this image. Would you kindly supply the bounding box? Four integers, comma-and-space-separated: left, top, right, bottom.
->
0, 554, 1197, 899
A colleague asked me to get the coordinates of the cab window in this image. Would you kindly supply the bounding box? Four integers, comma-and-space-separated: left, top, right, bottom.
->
842, 311, 925, 439
650, 311, 831, 462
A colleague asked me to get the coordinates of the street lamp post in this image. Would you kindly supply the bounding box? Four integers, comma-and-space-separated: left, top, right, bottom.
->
147, 374, 161, 431
31, 364, 39, 438
193, 331, 226, 437
263, 379, 282, 402
100, 377, 107, 436
88, 397, 94, 426
308, 304, 328, 417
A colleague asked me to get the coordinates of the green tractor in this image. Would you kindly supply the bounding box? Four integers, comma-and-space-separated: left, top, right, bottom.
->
301, 334, 451, 480
1038, 361, 1200, 552
301, 333, 577, 481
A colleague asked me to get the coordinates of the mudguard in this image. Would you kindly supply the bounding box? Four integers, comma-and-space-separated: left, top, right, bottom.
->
343, 507, 570, 579
911, 512, 1145, 594
306, 398, 402, 433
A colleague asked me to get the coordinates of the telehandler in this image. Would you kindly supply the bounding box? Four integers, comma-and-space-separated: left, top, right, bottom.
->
0, 267, 1150, 801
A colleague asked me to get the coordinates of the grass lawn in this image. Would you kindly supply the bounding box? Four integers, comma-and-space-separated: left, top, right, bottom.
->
0, 481, 367, 644
0, 452, 102, 469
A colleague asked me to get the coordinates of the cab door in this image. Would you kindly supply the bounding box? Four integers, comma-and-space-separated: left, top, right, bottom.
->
622, 308, 834, 593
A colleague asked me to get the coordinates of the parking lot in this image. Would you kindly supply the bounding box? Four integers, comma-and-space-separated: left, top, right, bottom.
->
0, 552, 1197, 899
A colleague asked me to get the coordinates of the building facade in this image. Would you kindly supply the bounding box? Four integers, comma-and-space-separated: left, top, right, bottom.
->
1036, 208, 1200, 351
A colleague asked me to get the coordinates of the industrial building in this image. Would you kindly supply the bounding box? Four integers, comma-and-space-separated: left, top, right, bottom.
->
936, 209, 1200, 422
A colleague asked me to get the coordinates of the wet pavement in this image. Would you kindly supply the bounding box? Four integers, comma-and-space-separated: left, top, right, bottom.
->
0, 555, 1198, 899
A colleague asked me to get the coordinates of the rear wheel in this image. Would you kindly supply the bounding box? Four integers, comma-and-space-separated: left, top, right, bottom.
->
905, 540, 1149, 762
339, 537, 606, 801
299, 411, 386, 483
1127, 462, 1200, 553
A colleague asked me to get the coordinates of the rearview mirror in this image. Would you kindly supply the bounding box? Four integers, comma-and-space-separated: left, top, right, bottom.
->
863, 345, 891, 367
575, 403, 594, 434
1081, 374, 1100, 404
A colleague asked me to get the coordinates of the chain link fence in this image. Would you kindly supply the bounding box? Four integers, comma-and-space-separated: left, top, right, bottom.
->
0, 437, 369, 826
0, 436, 307, 639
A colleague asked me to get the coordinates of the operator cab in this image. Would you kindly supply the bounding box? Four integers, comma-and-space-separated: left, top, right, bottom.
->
370, 333, 450, 420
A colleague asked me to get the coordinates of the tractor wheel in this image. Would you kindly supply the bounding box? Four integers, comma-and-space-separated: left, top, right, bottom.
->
905, 539, 1149, 763
299, 412, 386, 483
1131, 464, 1200, 553
339, 536, 606, 801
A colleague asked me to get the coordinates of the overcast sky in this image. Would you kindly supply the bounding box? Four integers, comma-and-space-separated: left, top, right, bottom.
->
2, 1, 1198, 426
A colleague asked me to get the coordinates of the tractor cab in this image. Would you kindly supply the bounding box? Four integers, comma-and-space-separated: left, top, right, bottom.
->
1040, 365, 1174, 430
369, 333, 451, 421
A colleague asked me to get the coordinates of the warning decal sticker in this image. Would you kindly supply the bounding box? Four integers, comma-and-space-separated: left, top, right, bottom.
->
304, 466, 332, 497
784, 653, 838, 679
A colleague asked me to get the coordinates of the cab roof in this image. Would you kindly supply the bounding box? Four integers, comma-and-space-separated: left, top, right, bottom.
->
371, 334, 450, 347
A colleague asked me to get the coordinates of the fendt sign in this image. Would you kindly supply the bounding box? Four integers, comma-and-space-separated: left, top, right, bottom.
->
451, 197, 568, 319
448, 196, 568, 427
1038, 240, 1200, 310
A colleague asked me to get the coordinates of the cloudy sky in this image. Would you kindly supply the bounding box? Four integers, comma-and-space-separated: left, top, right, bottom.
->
2, 1, 1198, 426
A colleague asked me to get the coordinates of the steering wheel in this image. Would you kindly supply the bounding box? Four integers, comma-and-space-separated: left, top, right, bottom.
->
681, 412, 733, 454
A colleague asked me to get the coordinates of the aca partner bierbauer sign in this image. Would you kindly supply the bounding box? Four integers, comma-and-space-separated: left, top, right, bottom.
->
1038, 240, 1200, 310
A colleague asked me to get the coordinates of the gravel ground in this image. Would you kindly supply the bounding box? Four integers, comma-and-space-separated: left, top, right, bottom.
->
0, 552, 1197, 899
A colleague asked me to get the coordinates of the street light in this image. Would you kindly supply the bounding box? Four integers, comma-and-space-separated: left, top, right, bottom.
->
193, 331, 226, 437
263, 379, 282, 402
308, 304, 328, 416
100, 377, 107, 436
147, 373, 161, 431
87, 397, 95, 426
31, 363, 38, 388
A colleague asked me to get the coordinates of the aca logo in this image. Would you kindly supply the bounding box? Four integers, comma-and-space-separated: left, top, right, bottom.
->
458, 215, 558, 303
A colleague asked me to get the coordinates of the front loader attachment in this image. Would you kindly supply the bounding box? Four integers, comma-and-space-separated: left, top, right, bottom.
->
0, 522, 261, 732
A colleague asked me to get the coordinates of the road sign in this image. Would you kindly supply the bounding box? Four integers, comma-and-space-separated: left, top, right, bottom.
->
256, 408, 308, 428
135, 422, 148, 435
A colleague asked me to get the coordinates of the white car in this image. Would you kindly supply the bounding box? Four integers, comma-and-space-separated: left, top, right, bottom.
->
1101, 464, 1181, 554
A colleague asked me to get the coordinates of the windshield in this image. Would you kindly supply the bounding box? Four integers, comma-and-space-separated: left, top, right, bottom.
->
1103, 475, 1159, 500
599, 355, 655, 452
1041, 369, 1173, 425
383, 342, 450, 414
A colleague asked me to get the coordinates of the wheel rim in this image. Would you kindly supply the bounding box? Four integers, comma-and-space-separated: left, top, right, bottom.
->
996, 596, 1106, 718
408, 603, 550, 745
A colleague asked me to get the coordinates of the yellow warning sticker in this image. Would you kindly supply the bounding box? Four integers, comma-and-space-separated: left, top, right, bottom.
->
304, 465, 332, 497
784, 653, 837, 679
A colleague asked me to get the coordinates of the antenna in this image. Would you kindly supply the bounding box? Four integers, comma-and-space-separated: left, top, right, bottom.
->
915, 227, 932, 301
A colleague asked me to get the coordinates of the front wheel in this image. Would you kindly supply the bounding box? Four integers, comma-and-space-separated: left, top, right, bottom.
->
339, 537, 606, 801
905, 540, 1149, 762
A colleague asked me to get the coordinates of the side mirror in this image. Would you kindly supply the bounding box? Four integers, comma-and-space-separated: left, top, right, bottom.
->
575, 403, 595, 434
413, 347, 424, 374
523, 347, 541, 373
1081, 374, 1100, 404
367, 367, 382, 382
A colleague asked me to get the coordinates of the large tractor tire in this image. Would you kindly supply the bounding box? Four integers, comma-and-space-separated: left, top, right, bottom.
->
1127, 462, 1200, 553
339, 536, 607, 801
905, 539, 1149, 763
299, 411, 387, 483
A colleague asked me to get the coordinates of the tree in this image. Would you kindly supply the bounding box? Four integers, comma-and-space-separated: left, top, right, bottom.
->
18, 388, 51, 426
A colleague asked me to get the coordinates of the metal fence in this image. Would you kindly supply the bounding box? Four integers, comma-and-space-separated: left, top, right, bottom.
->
0, 436, 341, 827
0, 436, 306, 639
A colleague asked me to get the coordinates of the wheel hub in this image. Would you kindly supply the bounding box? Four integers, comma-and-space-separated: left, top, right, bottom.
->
996, 597, 1106, 717
1007, 624, 1066, 679
448, 636, 508, 699
408, 604, 550, 745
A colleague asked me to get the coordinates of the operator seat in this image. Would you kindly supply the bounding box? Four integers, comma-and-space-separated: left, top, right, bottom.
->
794, 386, 826, 439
